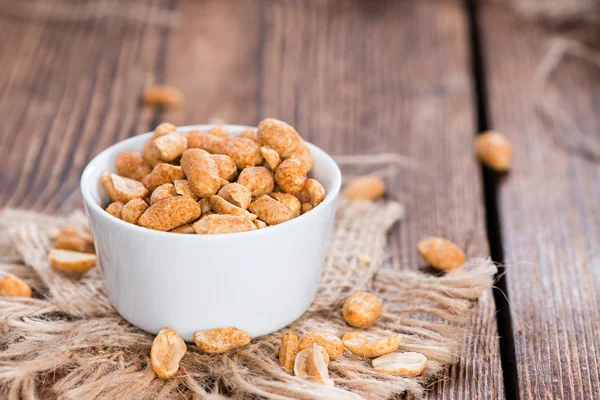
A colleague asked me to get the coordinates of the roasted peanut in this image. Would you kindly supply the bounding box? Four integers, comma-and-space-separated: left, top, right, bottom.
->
187, 130, 228, 154
199, 198, 212, 215
285, 140, 313, 172
237, 166, 274, 197
121, 198, 149, 224
218, 183, 251, 209
115, 151, 152, 181
150, 328, 187, 379
153, 132, 187, 162
208, 125, 232, 139
193, 214, 256, 235
0, 274, 32, 297
260, 146, 281, 170
49, 249, 97, 274
342, 291, 383, 328
306, 344, 335, 386
169, 224, 196, 234
150, 183, 177, 205
248, 195, 293, 226
55, 228, 95, 254
106, 201, 124, 219
142, 139, 164, 167
141, 123, 178, 166
345, 176, 385, 201
416, 237, 466, 271
299, 331, 344, 358
295, 178, 325, 207
257, 118, 300, 158
301, 203, 313, 214
142, 163, 185, 192
100, 171, 119, 202
279, 331, 300, 374
109, 174, 148, 203
180, 149, 222, 197
209, 195, 257, 220
275, 159, 307, 194
372, 352, 427, 377
294, 344, 333, 386
342, 332, 402, 358
174, 179, 199, 200
209, 154, 238, 181
359, 255, 372, 265
143, 85, 184, 108
254, 219, 267, 229
294, 345, 330, 377
226, 137, 263, 169
154, 122, 178, 137
193, 327, 251, 354
110, 174, 148, 203
138, 196, 202, 231
475, 131, 513, 172
239, 127, 259, 142
270, 192, 301, 218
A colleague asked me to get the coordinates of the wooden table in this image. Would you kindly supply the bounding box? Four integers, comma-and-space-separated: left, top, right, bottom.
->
1, 0, 598, 399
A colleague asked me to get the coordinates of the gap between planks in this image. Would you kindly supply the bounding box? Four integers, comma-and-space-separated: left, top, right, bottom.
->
465, 0, 519, 399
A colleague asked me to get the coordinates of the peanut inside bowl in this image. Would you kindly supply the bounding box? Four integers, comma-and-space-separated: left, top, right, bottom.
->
80, 124, 341, 341
83, 124, 340, 237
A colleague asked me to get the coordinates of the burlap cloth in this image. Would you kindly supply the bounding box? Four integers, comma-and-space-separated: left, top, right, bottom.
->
0, 201, 497, 400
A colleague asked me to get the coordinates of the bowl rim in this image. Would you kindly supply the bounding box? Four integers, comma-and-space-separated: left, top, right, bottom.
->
80, 124, 342, 240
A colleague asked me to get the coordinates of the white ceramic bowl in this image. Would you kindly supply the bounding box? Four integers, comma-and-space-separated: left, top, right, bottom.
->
81, 125, 341, 341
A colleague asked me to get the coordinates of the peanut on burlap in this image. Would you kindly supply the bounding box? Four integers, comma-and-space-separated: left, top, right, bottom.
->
0, 202, 496, 400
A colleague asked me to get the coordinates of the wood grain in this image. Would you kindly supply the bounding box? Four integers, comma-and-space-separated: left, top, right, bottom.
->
256, 1, 503, 398
165, 0, 502, 398
0, 0, 173, 211
159, 0, 261, 126
0, 0, 504, 398
481, 4, 600, 399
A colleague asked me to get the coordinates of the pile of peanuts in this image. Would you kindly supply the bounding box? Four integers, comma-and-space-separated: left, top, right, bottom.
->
276, 290, 428, 386
100, 119, 326, 234
150, 289, 429, 384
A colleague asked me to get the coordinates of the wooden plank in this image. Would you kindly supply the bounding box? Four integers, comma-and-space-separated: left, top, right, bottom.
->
159, 0, 261, 126
0, 0, 172, 211
257, 1, 503, 398
161, 0, 503, 398
0, 0, 504, 397
481, 4, 600, 399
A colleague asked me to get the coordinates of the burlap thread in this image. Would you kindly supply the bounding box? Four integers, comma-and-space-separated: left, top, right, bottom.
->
0, 202, 496, 399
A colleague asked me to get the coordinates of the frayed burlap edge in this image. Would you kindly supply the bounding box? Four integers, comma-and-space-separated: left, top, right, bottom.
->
0, 201, 496, 400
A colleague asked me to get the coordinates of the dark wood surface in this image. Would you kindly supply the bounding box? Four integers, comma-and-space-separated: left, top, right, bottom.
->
163, 1, 503, 398
482, 4, 600, 399
1, 0, 599, 398
0, 0, 172, 212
